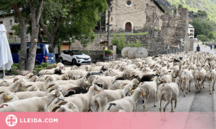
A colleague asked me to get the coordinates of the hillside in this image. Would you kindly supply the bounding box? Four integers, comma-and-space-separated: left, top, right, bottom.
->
156, 0, 216, 22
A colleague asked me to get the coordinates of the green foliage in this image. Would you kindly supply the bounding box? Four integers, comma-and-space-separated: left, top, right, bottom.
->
83, 49, 91, 55
189, 18, 216, 36
111, 34, 127, 54
154, 28, 159, 31
41, 62, 48, 68
128, 40, 143, 48
41, 0, 108, 47
11, 63, 19, 70
178, 4, 183, 8
105, 50, 113, 55
197, 35, 210, 42
207, 31, 216, 40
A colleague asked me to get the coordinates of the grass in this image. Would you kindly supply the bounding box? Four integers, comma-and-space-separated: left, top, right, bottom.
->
95, 32, 149, 36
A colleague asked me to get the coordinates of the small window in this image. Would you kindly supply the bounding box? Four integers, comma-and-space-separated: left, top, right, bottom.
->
111, 17, 113, 21
146, 4, 148, 7
0, 21, 3, 24
9, 33, 13, 37
111, 7, 113, 12
10, 20, 12, 25
127, 1, 131, 6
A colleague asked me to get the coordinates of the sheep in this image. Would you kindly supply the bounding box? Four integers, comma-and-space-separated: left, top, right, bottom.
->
181, 70, 194, 97
26, 77, 52, 91
52, 78, 89, 87
103, 87, 143, 112
0, 79, 27, 93
194, 67, 207, 93
87, 75, 102, 85
108, 78, 139, 90
53, 102, 79, 112
48, 85, 101, 112
0, 90, 62, 112
64, 86, 88, 97
67, 70, 88, 80
0, 92, 18, 105
157, 82, 179, 112
38, 74, 69, 81
108, 69, 124, 78
206, 69, 216, 94
15, 91, 48, 100
92, 83, 133, 112
93, 76, 117, 89
139, 76, 158, 111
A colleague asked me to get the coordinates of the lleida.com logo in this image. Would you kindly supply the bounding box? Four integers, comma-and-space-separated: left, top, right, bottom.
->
5, 114, 18, 127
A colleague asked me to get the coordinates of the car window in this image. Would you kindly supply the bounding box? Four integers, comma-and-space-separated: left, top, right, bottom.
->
72, 51, 82, 55
10, 45, 20, 53
27, 45, 42, 54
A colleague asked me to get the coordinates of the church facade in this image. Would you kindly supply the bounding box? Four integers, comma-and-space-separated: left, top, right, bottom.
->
106, 0, 165, 33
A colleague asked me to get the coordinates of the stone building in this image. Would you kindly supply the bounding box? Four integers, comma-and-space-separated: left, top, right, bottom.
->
0, 13, 31, 43
106, 0, 165, 33
188, 24, 194, 39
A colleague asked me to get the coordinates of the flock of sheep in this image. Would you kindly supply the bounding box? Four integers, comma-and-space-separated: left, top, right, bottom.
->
0, 51, 215, 112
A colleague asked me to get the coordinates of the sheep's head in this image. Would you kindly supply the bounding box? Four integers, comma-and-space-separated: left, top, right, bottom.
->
32, 75, 39, 82
80, 78, 88, 86
56, 102, 79, 112
0, 80, 10, 86
1, 92, 18, 104
27, 86, 39, 91
63, 74, 70, 80
50, 89, 62, 98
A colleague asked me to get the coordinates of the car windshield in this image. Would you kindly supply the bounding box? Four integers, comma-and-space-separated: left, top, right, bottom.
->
45, 44, 54, 53
72, 51, 83, 55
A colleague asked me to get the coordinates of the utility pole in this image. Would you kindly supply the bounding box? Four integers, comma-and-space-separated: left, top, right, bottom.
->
100, 13, 102, 40
107, 2, 111, 46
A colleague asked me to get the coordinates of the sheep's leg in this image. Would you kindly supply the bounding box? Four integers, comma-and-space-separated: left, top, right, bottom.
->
143, 96, 149, 111
188, 81, 191, 92
212, 80, 216, 91
154, 93, 157, 107
171, 101, 174, 112
95, 101, 99, 112
143, 97, 147, 111
195, 79, 198, 93
163, 101, 170, 112
202, 79, 205, 89
159, 98, 162, 112
174, 98, 177, 109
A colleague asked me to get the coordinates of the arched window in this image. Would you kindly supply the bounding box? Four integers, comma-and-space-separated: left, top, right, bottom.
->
127, 1, 132, 6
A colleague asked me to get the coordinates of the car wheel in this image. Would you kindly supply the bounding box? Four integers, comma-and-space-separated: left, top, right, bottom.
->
72, 59, 77, 65
59, 58, 64, 64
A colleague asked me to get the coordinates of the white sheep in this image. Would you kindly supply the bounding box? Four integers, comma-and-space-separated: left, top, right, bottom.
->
157, 82, 179, 112
92, 83, 133, 112
0, 90, 62, 112
103, 87, 143, 112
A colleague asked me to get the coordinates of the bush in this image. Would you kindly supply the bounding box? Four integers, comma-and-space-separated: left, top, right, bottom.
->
128, 40, 143, 48
105, 50, 113, 55
112, 34, 127, 54
41, 62, 48, 68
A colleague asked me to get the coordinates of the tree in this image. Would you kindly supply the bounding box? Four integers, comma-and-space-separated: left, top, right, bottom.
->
207, 31, 216, 40
197, 35, 210, 42
40, 0, 108, 48
189, 18, 216, 37
1, 0, 30, 70
178, 4, 183, 8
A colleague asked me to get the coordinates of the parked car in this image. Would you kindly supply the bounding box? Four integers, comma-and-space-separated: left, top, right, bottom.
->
59, 50, 91, 65
10, 43, 55, 65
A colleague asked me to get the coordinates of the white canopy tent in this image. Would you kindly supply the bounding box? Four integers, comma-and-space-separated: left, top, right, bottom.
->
0, 24, 13, 78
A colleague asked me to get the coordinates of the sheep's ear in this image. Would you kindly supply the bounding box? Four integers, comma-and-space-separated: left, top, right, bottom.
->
59, 102, 68, 106
13, 78, 19, 83
52, 106, 61, 112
